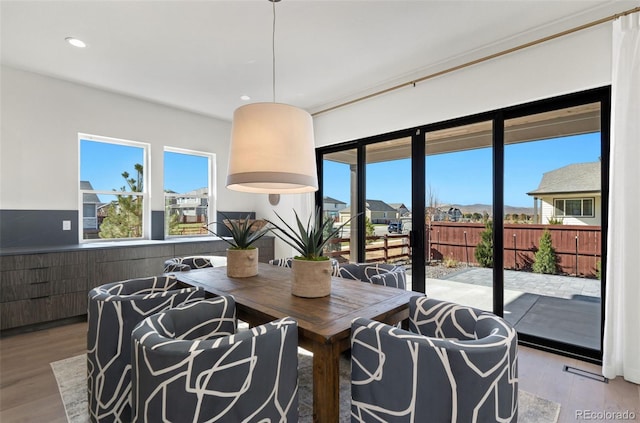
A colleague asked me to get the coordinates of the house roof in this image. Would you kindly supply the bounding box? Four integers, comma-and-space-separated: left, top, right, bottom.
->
389, 203, 409, 210
527, 162, 601, 196
365, 199, 397, 212
323, 196, 346, 205
80, 180, 101, 204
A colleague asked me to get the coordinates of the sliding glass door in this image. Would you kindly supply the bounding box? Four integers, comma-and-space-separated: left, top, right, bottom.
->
423, 120, 494, 311
364, 137, 412, 267
321, 148, 358, 262
502, 102, 604, 355
317, 87, 609, 361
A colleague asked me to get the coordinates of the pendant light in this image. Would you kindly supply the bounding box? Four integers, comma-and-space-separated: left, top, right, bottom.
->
226, 0, 318, 195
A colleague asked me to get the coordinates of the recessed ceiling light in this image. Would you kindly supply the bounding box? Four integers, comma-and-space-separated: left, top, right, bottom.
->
65, 37, 86, 48
240, 95, 251, 101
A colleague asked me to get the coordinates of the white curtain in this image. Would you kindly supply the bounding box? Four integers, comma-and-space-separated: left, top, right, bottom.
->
603, 11, 640, 384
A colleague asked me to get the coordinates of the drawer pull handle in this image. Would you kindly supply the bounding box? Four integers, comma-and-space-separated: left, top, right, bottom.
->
30, 281, 50, 285
30, 295, 49, 300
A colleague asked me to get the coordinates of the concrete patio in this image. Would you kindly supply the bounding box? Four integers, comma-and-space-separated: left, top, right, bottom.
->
406, 267, 602, 350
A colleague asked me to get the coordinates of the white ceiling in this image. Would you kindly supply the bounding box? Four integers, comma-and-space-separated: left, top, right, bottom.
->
2, 1, 637, 121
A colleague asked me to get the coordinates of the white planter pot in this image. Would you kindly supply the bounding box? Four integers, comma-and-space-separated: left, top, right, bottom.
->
291, 258, 332, 298
226, 248, 258, 278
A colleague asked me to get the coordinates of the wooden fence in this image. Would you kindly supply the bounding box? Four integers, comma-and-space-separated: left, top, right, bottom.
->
327, 222, 602, 278
326, 234, 410, 264
428, 222, 601, 277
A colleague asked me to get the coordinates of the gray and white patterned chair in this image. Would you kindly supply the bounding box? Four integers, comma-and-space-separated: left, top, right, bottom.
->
351, 297, 518, 422
163, 256, 219, 272
131, 296, 299, 423
335, 262, 407, 289
87, 275, 205, 423
269, 256, 340, 273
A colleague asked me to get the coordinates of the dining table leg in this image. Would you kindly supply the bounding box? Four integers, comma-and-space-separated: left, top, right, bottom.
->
312, 341, 341, 422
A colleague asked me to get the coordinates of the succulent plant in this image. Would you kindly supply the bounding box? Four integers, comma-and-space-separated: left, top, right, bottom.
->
267, 207, 358, 260
204, 213, 269, 250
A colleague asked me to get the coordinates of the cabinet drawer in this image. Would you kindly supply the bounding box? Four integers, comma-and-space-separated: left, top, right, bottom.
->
89, 258, 167, 288
1, 276, 51, 302
0, 252, 86, 270
0, 298, 51, 329
50, 292, 87, 321
51, 278, 87, 295
1, 265, 87, 302
48, 264, 88, 279
0, 292, 88, 330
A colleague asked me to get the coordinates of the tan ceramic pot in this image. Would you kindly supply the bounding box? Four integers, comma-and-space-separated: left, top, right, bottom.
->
226, 248, 258, 278
291, 258, 332, 298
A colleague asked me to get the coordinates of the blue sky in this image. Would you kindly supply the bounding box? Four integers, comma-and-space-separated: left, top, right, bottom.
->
324, 132, 601, 209
80, 140, 208, 197
82, 133, 601, 208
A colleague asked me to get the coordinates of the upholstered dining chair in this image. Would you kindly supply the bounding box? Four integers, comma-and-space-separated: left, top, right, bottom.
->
351, 297, 518, 422
163, 255, 224, 272
269, 256, 340, 274
131, 296, 299, 423
87, 275, 205, 423
335, 262, 407, 289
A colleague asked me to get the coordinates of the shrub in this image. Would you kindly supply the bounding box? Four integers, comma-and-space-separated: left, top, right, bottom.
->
365, 217, 375, 238
533, 229, 557, 274
443, 254, 459, 268
475, 221, 493, 268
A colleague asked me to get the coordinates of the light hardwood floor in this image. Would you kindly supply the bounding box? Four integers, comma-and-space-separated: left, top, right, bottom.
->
1, 321, 638, 422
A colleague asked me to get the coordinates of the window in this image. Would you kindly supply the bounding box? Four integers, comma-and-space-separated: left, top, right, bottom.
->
79, 134, 149, 241
164, 148, 214, 237
554, 198, 595, 217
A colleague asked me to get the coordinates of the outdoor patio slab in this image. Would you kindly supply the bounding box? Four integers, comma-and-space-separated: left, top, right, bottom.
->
512, 295, 601, 350
406, 267, 601, 351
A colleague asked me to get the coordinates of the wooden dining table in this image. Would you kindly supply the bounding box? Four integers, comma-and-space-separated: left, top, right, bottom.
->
173, 262, 421, 423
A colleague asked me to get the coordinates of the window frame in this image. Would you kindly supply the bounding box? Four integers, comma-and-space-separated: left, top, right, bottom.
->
78, 133, 150, 243
163, 147, 216, 239
554, 197, 595, 218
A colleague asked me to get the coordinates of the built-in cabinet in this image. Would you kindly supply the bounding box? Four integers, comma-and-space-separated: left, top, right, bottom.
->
0, 237, 274, 332
1, 251, 87, 329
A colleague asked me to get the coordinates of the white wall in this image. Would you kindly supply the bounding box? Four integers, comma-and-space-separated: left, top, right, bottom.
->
1, 22, 614, 253
0, 65, 315, 252
313, 24, 613, 146
0, 66, 256, 213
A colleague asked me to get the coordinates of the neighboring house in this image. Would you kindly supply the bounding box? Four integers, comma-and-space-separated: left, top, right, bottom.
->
446, 207, 463, 222
527, 161, 601, 225
80, 180, 102, 238
323, 196, 347, 221
426, 206, 464, 222
389, 203, 411, 217
166, 187, 209, 223
339, 199, 399, 224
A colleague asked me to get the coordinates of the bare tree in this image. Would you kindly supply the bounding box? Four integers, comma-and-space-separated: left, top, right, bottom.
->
425, 184, 440, 263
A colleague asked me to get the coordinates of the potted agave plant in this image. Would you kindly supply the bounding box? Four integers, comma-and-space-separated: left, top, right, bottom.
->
204, 213, 270, 278
267, 207, 357, 297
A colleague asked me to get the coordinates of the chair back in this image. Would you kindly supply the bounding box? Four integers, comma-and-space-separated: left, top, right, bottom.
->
131, 298, 299, 422
336, 262, 407, 289
87, 275, 204, 422
351, 297, 518, 422
163, 256, 220, 272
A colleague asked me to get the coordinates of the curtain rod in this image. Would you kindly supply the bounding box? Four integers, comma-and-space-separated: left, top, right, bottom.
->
312, 6, 640, 117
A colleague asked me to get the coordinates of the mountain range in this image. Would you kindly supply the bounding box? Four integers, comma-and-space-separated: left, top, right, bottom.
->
441, 203, 534, 216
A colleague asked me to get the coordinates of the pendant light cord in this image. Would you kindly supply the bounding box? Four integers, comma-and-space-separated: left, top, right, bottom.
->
272, 0, 276, 103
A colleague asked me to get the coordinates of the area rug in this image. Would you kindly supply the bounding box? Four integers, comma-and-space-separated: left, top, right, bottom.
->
52, 352, 559, 423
